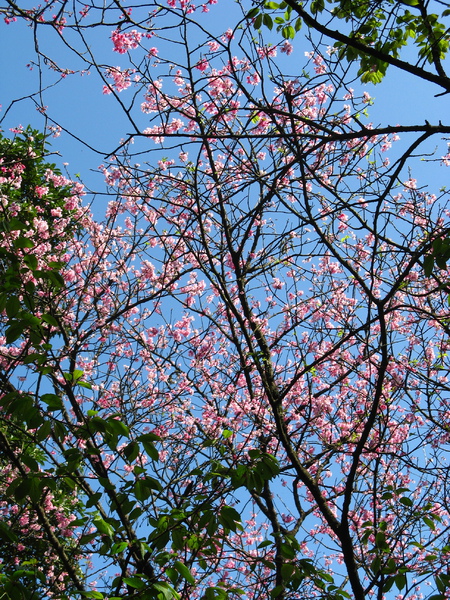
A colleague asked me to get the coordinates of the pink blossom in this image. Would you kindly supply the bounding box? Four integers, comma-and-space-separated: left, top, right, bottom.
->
208, 40, 220, 52
272, 278, 284, 290
257, 45, 277, 59
111, 29, 142, 54
35, 185, 49, 198
103, 66, 134, 93
404, 178, 417, 190
221, 28, 234, 42
280, 40, 293, 55
196, 58, 209, 72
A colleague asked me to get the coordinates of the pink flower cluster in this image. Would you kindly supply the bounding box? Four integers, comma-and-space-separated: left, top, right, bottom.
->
103, 66, 136, 94
111, 28, 142, 53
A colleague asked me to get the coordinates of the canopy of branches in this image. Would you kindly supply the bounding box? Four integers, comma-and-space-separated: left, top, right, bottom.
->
0, 2, 450, 600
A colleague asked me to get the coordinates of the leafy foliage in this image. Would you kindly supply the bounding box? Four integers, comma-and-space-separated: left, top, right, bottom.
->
0, 128, 85, 599
249, 0, 450, 87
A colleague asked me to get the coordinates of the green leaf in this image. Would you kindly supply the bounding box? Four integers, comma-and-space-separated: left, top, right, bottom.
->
248, 449, 261, 459
382, 557, 398, 575
86, 492, 103, 508
21, 453, 40, 472
281, 563, 295, 579
23, 254, 38, 270
48, 260, 66, 270
399, 496, 413, 507
436, 255, 448, 270
107, 418, 130, 439
138, 433, 160, 460
22, 352, 45, 364
0, 521, 18, 543
311, 0, 325, 13
263, 13, 273, 30
123, 441, 140, 462
5, 320, 27, 344
218, 505, 242, 532
383, 577, 396, 593
93, 517, 115, 538
371, 556, 381, 574
6, 295, 21, 318
53, 421, 67, 441
141, 440, 159, 461
134, 477, 162, 501
152, 582, 180, 600
8, 218, 28, 231
271, 586, 285, 599
14, 476, 44, 502
78, 380, 92, 389
41, 313, 59, 326
41, 393, 64, 411
395, 573, 407, 590
254, 13, 263, 29
280, 542, 296, 559
14, 237, 34, 249
375, 531, 388, 549
165, 567, 178, 585
173, 560, 195, 584
90, 416, 107, 433
111, 542, 128, 555
246, 7, 260, 19
35, 420, 52, 442
72, 369, 85, 381
138, 432, 161, 443
36, 269, 64, 288
203, 589, 228, 600
436, 574, 447, 592
123, 577, 146, 589
282, 25, 295, 39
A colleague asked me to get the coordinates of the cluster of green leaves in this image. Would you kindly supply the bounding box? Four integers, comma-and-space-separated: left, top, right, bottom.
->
358, 486, 446, 595
209, 447, 280, 493
266, 534, 351, 599
0, 128, 85, 600
204, 446, 349, 599
0, 127, 80, 242
247, 2, 301, 40
332, 0, 450, 84
424, 234, 450, 277
0, 418, 84, 600
0, 127, 81, 348
247, 0, 450, 84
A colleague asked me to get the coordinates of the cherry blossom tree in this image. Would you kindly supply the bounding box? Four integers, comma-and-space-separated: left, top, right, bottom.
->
1, 2, 450, 600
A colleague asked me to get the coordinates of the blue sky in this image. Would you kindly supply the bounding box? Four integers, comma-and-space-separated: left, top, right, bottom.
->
2, 1, 449, 197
